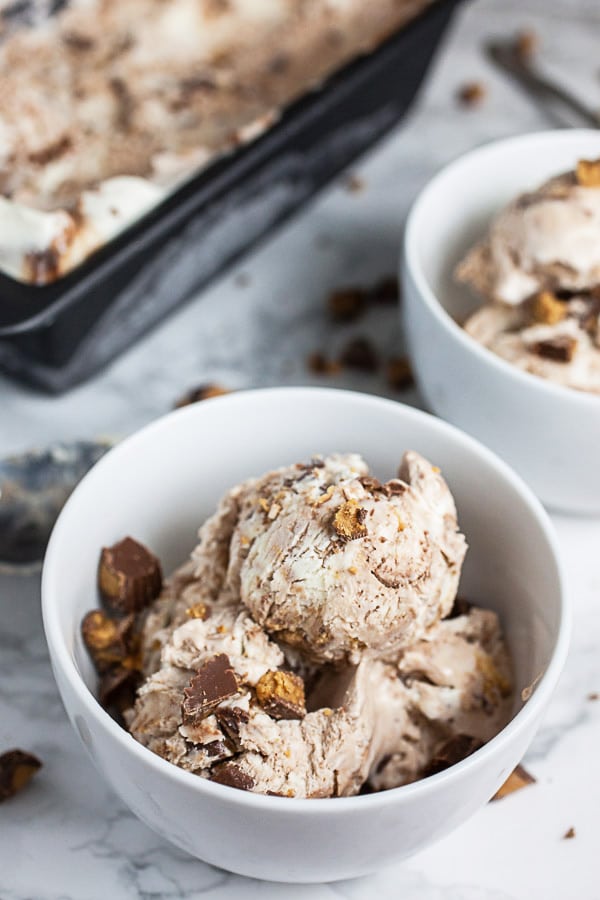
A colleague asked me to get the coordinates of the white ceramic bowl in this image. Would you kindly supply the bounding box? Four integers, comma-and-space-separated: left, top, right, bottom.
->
42, 388, 568, 882
403, 129, 600, 515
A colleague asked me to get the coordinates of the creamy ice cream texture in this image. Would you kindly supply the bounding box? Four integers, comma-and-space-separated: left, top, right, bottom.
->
126, 453, 512, 798
457, 161, 600, 394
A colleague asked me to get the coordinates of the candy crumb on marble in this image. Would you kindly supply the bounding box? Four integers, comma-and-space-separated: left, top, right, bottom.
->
491, 764, 536, 801
0, 749, 42, 803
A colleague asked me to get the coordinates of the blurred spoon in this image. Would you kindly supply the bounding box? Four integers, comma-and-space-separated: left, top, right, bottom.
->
0, 439, 113, 574
486, 37, 600, 128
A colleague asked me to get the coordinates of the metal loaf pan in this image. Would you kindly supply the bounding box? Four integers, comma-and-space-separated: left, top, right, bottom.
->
0, 0, 463, 393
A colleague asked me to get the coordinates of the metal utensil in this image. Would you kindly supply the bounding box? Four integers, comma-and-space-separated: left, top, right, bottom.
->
486, 38, 600, 128
0, 440, 112, 573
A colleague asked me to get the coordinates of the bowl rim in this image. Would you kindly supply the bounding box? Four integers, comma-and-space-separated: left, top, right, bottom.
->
42, 386, 571, 814
403, 127, 600, 409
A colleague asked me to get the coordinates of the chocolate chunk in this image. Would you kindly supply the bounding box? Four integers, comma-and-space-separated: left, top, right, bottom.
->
203, 740, 231, 760
28, 135, 72, 166
385, 357, 414, 391
332, 500, 368, 540
371, 276, 399, 305
383, 479, 406, 496
255, 670, 306, 720
98, 665, 139, 714
215, 707, 249, 750
98, 537, 162, 615
588, 692, 599, 701
491, 763, 536, 800
306, 352, 342, 376
81, 610, 135, 673
174, 383, 230, 408
210, 763, 254, 791
531, 335, 578, 362
447, 596, 473, 619
0, 750, 42, 802
182, 654, 238, 723
327, 287, 367, 322
457, 81, 486, 107
424, 734, 483, 776
359, 476, 383, 494
563, 826, 576, 840
338, 337, 379, 372
62, 31, 95, 51
24, 247, 61, 284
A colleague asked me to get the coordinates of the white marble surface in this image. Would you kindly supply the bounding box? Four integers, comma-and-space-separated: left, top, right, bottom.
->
1, 0, 599, 897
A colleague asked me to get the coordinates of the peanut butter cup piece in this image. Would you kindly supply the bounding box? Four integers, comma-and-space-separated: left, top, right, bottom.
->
306, 352, 342, 375
210, 763, 254, 792
174, 383, 230, 408
386, 356, 414, 390
359, 476, 383, 494
0, 750, 42, 802
491, 763, 536, 800
327, 287, 367, 322
457, 81, 486, 107
255, 670, 306, 720
182, 654, 238, 723
98, 665, 139, 714
576, 158, 600, 187
185, 601, 210, 620
215, 707, 249, 750
98, 537, 162, 615
338, 336, 379, 372
528, 291, 567, 325
531, 335, 577, 362
333, 500, 368, 540
81, 610, 135, 673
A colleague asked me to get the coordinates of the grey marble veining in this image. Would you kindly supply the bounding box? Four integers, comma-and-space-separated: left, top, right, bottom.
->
1, 1, 599, 897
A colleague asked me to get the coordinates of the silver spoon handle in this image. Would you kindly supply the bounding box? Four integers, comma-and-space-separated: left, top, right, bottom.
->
486, 40, 600, 129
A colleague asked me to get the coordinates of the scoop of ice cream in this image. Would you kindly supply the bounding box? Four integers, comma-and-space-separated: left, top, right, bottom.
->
128, 570, 511, 797
220, 452, 467, 664
456, 170, 600, 305
370, 603, 513, 791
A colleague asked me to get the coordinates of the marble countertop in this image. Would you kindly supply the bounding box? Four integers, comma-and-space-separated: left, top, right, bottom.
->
1, 0, 599, 897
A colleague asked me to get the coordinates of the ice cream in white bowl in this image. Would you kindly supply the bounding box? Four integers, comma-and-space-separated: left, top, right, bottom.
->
402, 129, 600, 514
41, 388, 568, 882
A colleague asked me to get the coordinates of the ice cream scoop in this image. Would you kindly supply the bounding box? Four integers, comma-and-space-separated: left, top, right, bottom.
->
221, 452, 467, 664
456, 170, 600, 305
128, 561, 511, 797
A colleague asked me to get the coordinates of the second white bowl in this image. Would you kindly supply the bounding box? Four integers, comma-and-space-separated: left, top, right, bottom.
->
403, 129, 600, 514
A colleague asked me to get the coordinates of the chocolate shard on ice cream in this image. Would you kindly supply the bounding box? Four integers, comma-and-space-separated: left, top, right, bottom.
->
95, 452, 515, 798
456, 162, 600, 394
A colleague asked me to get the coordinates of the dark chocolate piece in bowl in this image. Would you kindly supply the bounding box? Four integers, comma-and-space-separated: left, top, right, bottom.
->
98, 536, 162, 615
182, 654, 239, 723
